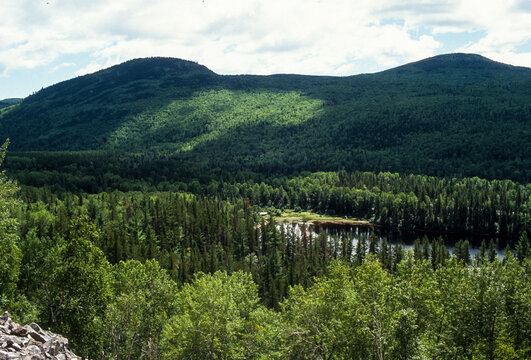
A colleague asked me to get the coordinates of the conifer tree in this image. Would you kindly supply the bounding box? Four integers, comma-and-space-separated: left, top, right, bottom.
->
488, 239, 497, 263
515, 231, 530, 262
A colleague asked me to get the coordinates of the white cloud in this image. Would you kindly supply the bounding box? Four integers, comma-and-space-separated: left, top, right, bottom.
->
478, 51, 531, 68
51, 62, 76, 72
75, 62, 108, 76
0, 0, 530, 81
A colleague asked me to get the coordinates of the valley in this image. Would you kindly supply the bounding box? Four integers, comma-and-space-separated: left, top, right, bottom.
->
0, 54, 529, 359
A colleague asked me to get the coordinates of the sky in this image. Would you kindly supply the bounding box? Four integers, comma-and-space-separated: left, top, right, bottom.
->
1, 0, 530, 99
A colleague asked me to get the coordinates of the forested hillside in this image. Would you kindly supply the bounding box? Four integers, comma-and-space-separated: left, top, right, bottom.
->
0, 98, 21, 110
1, 54, 530, 181
0, 54, 530, 359
2, 156, 530, 359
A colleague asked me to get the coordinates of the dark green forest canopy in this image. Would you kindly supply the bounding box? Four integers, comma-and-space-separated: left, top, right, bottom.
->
8, 184, 531, 359
0, 98, 21, 110
1, 54, 530, 182
1, 52, 530, 358
7, 151, 531, 237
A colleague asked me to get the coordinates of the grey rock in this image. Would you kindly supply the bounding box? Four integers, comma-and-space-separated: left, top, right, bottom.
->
7, 342, 21, 352
0, 312, 81, 360
0, 313, 8, 325
10, 326, 27, 337
24, 327, 47, 344
0, 325, 8, 335
22, 356, 41, 360
25, 344, 42, 352
29, 324, 42, 333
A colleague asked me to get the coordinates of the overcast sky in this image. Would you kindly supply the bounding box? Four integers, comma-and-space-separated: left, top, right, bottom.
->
1, 0, 530, 99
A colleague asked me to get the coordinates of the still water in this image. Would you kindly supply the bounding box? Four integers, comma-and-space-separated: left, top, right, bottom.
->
278, 222, 509, 258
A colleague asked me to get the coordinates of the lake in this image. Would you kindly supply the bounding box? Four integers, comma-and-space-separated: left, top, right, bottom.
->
277, 221, 510, 258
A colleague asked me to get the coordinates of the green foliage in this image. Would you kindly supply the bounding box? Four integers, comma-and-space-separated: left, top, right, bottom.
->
1, 55, 530, 181
499, 254, 531, 359
39, 215, 112, 358
281, 263, 355, 359
0, 139, 22, 310
7, 155, 530, 237
515, 231, 530, 262
280, 255, 531, 360
1, 178, 529, 359
394, 256, 437, 359
0, 55, 529, 360
351, 256, 396, 360
104, 259, 178, 360
161, 271, 277, 360
0, 98, 22, 109
111, 89, 323, 154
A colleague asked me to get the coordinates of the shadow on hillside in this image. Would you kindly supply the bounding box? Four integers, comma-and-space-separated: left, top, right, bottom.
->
2, 58, 531, 182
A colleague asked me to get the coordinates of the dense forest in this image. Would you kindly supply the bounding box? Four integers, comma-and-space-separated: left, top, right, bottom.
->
1, 54, 530, 359
4, 150, 530, 237
0, 98, 21, 110
1, 54, 530, 182
1, 139, 530, 359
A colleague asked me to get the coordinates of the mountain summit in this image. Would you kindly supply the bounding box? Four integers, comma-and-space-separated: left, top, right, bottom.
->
384, 53, 527, 75
1, 53, 530, 181
94, 57, 215, 78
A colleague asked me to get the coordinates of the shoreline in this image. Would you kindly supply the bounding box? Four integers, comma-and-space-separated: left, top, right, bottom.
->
273, 211, 373, 227
272, 211, 517, 240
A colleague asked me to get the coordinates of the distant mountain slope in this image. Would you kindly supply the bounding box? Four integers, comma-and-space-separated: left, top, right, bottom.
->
0, 98, 22, 110
1, 54, 530, 181
387, 53, 525, 73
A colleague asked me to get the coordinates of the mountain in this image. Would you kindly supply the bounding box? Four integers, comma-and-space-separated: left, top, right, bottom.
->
0, 98, 22, 110
387, 53, 524, 73
1, 54, 530, 181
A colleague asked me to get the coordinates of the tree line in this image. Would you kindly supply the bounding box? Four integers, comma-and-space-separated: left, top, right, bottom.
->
6, 150, 531, 238
0, 186, 528, 358
1, 141, 530, 359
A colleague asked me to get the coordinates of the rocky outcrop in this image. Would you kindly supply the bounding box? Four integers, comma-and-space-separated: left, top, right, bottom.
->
0, 312, 80, 360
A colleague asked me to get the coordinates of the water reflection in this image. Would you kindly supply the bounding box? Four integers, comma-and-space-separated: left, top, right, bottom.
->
277, 222, 508, 258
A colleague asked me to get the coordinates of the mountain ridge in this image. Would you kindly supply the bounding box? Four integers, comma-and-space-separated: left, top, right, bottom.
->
386, 53, 528, 73
1, 53, 530, 182
0, 98, 22, 110
11, 53, 531, 107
